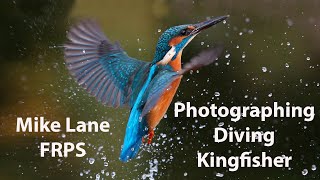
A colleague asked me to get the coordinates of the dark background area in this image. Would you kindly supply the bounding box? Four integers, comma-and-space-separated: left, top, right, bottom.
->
0, 0, 319, 179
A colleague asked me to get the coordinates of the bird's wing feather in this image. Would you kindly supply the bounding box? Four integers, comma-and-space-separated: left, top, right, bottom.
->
64, 19, 149, 108
179, 46, 223, 75
141, 69, 181, 118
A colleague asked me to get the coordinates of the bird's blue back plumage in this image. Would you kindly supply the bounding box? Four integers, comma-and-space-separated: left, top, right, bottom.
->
120, 65, 158, 162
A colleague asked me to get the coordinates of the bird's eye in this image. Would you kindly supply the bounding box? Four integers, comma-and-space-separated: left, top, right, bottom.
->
180, 29, 187, 36
180, 28, 192, 36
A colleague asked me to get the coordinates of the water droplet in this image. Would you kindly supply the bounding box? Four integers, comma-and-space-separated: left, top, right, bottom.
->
111, 172, 116, 178
287, 42, 291, 46
160, 133, 167, 138
311, 165, 317, 171
216, 172, 224, 177
157, 29, 162, 32
61, 134, 66, 138
82, 50, 86, 53
222, 20, 226, 24
285, 63, 290, 68
96, 173, 100, 180
214, 92, 220, 97
287, 19, 294, 26
84, 169, 91, 174
199, 125, 206, 129
306, 57, 310, 61
184, 172, 188, 176
302, 169, 308, 176
268, 93, 273, 97
225, 54, 230, 59
218, 122, 224, 127
262, 67, 267, 72
88, 158, 95, 164
200, 42, 204, 45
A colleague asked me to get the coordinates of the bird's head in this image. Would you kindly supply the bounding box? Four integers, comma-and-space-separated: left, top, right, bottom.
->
153, 15, 229, 65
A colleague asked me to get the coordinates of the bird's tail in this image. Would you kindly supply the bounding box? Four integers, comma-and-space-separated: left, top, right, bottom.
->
120, 107, 147, 162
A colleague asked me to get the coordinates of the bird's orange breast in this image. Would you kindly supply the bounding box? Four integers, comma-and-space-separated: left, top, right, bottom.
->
146, 52, 182, 129
169, 51, 182, 71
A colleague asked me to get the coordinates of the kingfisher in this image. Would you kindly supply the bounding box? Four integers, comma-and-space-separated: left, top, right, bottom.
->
64, 15, 228, 162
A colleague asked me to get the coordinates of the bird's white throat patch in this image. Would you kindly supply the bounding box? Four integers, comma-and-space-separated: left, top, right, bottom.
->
158, 46, 176, 65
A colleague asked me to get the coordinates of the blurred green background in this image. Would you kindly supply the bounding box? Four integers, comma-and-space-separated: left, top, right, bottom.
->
0, 0, 319, 179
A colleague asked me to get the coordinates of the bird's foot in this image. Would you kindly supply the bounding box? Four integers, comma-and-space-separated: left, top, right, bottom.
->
147, 129, 154, 144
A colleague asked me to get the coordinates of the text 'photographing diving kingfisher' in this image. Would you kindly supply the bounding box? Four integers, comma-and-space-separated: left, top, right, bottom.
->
64, 15, 228, 162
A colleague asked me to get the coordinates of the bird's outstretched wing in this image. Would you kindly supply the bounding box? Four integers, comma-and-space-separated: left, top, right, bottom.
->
64, 20, 150, 108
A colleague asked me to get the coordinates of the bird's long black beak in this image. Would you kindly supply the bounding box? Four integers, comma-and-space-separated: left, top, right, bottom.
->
190, 15, 229, 35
